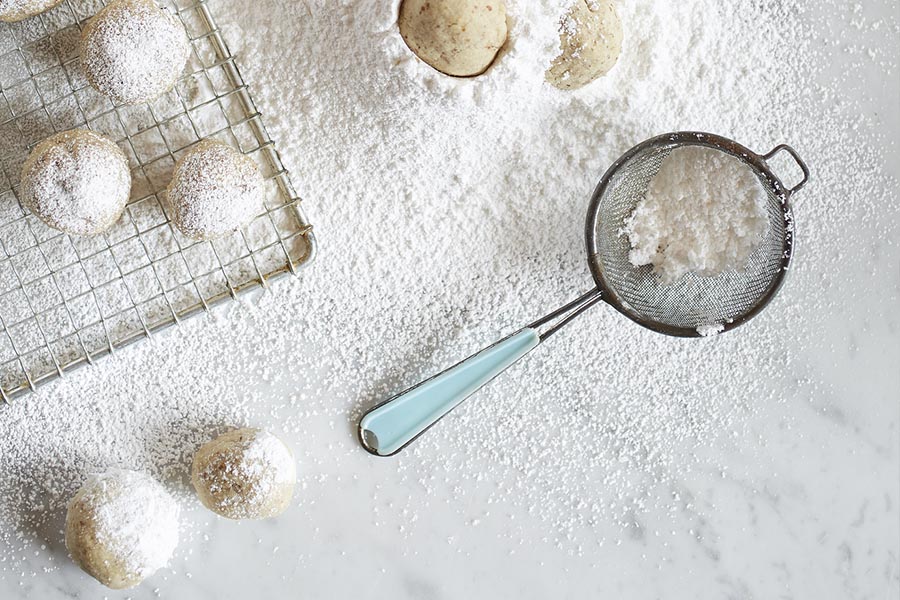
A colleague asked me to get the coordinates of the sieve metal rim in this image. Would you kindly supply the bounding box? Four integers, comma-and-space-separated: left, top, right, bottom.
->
584, 131, 804, 338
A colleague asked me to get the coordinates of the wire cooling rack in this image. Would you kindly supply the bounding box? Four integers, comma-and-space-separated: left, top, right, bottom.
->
0, 0, 316, 401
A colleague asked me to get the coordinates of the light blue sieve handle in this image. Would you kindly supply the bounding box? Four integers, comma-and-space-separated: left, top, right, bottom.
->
358, 329, 541, 456
359, 328, 541, 456
358, 289, 605, 457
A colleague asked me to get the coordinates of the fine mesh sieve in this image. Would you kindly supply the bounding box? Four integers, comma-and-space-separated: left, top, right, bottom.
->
358, 131, 810, 457
586, 131, 807, 336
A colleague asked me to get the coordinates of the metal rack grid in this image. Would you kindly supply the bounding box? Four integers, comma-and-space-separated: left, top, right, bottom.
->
0, 0, 316, 401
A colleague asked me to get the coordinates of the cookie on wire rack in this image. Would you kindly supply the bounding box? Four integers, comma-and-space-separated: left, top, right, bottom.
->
20, 129, 132, 237
80, 0, 190, 105
167, 140, 265, 241
0, 0, 62, 22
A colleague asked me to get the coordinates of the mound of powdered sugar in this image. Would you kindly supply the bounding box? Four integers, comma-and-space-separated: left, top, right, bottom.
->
624, 145, 770, 284
80, 0, 190, 105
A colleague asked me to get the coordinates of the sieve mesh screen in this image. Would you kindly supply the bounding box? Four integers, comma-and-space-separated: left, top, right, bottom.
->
590, 140, 791, 332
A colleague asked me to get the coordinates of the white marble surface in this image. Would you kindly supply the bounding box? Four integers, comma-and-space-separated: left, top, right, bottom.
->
1, 1, 899, 599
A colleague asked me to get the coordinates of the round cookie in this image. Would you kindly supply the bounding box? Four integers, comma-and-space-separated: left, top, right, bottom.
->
80, 0, 190, 105
0, 0, 63, 22
398, 0, 508, 77
166, 140, 264, 240
546, 0, 623, 90
65, 470, 179, 590
191, 428, 296, 520
21, 129, 131, 237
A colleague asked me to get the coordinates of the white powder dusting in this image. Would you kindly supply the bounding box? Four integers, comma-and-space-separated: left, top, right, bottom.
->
201, 0, 897, 554
624, 146, 770, 284
80, 0, 190, 105
66, 469, 179, 581
241, 431, 296, 486
0, 0, 897, 591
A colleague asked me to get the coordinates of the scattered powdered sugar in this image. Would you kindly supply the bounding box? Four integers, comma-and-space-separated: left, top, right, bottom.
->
20, 129, 131, 237
240, 431, 296, 486
80, 0, 190, 105
66, 469, 179, 580
0, 0, 897, 589
166, 139, 264, 240
202, 0, 897, 552
624, 146, 769, 285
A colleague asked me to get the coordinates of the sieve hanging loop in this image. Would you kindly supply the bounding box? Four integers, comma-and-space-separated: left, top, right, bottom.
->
761, 144, 811, 195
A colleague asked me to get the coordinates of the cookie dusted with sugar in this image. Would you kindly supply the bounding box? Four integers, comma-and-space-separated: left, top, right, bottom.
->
546, 0, 623, 90
65, 470, 180, 590
167, 140, 265, 240
0, 0, 62, 22
20, 129, 131, 237
191, 428, 297, 520
80, 0, 190, 105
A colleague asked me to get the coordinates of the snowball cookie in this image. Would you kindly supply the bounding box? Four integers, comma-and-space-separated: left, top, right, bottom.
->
65, 470, 179, 590
398, 0, 508, 77
167, 140, 264, 240
80, 0, 190, 105
191, 428, 296, 520
21, 129, 131, 237
0, 0, 63, 22
546, 0, 623, 90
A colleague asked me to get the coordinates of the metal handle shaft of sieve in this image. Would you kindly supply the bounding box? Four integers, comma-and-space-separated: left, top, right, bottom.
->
357, 290, 604, 457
